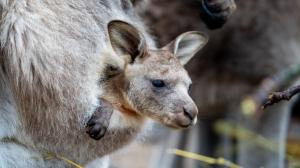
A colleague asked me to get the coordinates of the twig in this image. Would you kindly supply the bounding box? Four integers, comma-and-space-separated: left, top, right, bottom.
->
263, 85, 300, 109
214, 121, 299, 162
41, 150, 83, 168
241, 63, 300, 116
168, 149, 242, 168
0, 137, 84, 168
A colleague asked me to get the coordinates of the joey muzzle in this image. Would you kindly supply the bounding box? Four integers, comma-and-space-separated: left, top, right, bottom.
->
166, 104, 198, 129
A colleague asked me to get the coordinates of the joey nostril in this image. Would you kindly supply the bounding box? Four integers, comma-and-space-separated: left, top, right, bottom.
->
183, 107, 194, 121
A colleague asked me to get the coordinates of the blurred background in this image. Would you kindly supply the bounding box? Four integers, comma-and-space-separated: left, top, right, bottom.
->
111, 0, 300, 167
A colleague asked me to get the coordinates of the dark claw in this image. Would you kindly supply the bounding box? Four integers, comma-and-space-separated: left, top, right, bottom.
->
86, 120, 107, 140
200, 0, 236, 29
87, 123, 107, 140
87, 121, 96, 127
86, 99, 113, 140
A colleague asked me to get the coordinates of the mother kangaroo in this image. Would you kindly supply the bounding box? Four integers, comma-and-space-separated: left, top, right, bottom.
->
0, 0, 207, 167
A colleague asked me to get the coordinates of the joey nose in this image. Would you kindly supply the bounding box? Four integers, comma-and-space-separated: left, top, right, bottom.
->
183, 105, 198, 124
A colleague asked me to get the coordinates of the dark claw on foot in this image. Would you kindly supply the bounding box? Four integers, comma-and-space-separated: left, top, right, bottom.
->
200, 0, 236, 29
86, 99, 113, 140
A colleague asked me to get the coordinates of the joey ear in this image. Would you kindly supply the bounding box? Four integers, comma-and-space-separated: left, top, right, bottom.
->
163, 31, 208, 65
108, 20, 146, 63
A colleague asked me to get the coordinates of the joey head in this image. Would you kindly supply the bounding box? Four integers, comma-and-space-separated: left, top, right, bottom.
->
87, 20, 208, 140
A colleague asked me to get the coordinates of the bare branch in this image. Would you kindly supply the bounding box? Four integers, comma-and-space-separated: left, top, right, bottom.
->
262, 85, 300, 109
241, 63, 300, 116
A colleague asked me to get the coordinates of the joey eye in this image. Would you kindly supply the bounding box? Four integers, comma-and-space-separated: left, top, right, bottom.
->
151, 80, 166, 88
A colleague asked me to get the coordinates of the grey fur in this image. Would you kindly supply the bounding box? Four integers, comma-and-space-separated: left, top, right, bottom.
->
0, 0, 154, 167
0, 0, 205, 167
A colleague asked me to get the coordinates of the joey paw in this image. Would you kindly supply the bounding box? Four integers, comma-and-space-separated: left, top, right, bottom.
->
86, 99, 113, 140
